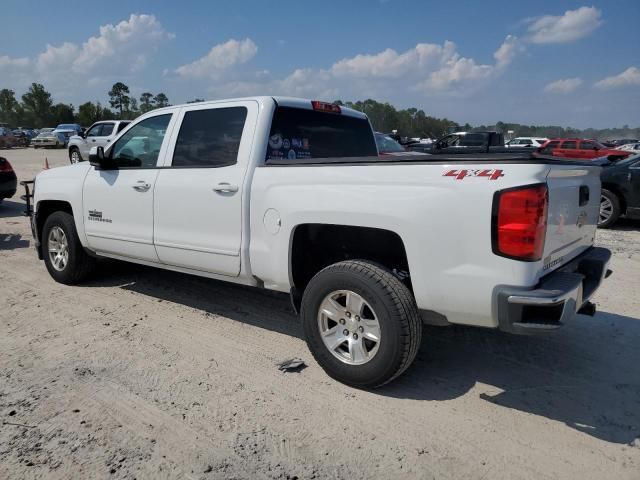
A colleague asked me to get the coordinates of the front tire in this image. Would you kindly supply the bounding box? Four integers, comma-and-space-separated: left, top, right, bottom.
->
301, 260, 422, 388
598, 189, 621, 228
42, 211, 95, 284
69, 147, 82, 164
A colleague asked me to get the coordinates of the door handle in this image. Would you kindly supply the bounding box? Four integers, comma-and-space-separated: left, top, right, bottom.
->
132, 181, 151, 192
213, 182, 239, 193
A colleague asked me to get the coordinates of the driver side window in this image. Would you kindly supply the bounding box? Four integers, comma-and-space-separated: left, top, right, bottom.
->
110, 114, 172, 168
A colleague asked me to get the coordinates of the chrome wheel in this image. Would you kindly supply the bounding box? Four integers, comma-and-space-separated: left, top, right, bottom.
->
317, 290, 381, 365
599, 195, 613, 225
70, 150, 80, 163
48, 226, 69, 271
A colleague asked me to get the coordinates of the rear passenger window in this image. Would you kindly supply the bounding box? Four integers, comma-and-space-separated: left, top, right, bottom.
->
267, 107, 377, 162
562, 141, 577, 149
172, 107, 247, 168
117, 122, 129, 133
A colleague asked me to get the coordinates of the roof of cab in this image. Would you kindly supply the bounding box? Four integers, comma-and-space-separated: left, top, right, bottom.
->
149, 96, 368, 119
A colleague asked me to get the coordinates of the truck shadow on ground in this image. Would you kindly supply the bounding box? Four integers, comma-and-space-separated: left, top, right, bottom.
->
83, 260, 640, 446
0, 200, 26, 219
0, 233, 30, 250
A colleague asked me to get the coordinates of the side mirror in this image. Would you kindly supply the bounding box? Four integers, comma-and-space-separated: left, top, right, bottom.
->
89, 146, 108, 168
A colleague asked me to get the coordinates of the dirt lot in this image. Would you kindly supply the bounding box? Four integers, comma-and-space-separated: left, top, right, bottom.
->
1, 147, 639, 479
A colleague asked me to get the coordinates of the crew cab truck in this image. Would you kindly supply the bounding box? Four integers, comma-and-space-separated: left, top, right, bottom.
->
24, 97, 611, 388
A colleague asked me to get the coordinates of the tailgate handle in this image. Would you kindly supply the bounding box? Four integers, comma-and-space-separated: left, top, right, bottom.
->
579, 186, 590, 206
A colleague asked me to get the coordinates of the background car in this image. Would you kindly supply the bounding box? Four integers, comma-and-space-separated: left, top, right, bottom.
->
0, 156, 17, 202
505, 137, 548, 148
31, 130, 67, 149
52, 123, 83, 146
375, 132, 425, 157
68, 120, 131, 163
538, 138, 631, 160
599, 154, 640, 228
0, 127, 19, 148
617, 142, 640, 153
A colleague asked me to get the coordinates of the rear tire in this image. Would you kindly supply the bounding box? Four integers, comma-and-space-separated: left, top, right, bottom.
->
598, 189, 621, 228
42, 211, 95, 284
301, 260, 422, 388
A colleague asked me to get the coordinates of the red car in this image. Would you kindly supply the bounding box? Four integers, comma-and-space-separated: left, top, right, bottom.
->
538, 138, 631, 160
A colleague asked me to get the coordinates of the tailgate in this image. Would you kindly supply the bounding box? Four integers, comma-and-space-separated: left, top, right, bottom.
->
542, 165, 601, 272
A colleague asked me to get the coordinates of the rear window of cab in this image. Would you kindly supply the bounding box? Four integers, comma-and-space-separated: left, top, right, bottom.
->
266, 107, 377, 162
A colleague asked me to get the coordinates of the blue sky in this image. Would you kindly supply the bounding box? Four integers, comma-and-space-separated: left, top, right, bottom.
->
1, 0, 639, 128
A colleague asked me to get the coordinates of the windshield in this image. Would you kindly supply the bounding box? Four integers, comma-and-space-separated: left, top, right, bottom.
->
375, 133, 405, 153
56, 124, 79, 130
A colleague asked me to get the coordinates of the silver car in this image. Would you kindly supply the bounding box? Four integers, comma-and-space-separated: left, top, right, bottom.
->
31, 129, 66, 148
67, 120, 131, 163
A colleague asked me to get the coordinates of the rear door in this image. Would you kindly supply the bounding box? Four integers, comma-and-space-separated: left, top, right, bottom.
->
153, 101, 258, 276
558, 140, 578, 158
543, 165, 602, 271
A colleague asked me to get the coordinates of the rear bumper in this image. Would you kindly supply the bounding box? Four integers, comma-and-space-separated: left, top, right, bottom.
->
496, 247, 611, 334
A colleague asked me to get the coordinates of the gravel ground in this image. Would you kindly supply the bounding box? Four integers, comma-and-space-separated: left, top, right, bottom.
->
1, 147, 639, 480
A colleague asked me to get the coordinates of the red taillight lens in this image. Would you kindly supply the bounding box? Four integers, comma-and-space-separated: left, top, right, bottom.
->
311, 100, 341, 114
0, 158, 13, 172
493, 184, 548, 261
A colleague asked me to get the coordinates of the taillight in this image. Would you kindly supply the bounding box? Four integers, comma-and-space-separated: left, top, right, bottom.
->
311, 100, 341, 114
0, 158, 13, 172
492, 184, 548, 261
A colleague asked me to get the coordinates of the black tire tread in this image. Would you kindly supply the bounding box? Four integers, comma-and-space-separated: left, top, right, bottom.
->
302, 260, 422, 388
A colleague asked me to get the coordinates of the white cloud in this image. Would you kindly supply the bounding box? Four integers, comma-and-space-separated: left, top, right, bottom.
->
0, 14, 173, 101
544, 77, 583, 94
594, 67, 640, 89
526, 6, 601, 44
174, 39, 257, 79
215, 36, 520, 104
493, 35, 521, 68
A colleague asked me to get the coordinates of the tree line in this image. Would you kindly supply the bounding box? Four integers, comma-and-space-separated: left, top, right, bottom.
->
0, 83, 637, 141
0, 82, 172, 128
337, 99, 640, 141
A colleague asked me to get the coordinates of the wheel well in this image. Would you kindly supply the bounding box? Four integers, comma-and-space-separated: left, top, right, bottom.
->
37, 200, 73, 244
290, 224, 411, 304
602, 183, 627, 214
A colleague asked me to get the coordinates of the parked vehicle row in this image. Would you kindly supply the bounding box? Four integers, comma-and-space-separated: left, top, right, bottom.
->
24, 96, 611, 388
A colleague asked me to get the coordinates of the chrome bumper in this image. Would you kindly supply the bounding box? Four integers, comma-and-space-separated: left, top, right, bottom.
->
496, 247, 612, 334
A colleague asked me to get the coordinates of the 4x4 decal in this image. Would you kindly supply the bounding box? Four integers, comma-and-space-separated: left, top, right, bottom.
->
443, 169, 504, 180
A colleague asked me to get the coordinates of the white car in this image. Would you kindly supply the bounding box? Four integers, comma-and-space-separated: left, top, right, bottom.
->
67, 120, 131, 164
31, 130, 66, 148
506, 137, 549, 148
617, 142, 640, 153
24, 97, 611, 388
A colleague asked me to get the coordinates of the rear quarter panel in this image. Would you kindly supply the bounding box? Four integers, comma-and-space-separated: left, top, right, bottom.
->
249, 161, 557, 328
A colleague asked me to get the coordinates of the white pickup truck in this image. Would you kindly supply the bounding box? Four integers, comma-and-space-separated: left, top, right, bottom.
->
23, 97, 611, 388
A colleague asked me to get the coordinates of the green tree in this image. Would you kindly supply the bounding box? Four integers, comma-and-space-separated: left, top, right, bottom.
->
153, 93, 169, 108
21, 83, 53, 127
139, 92, 154, 113
0, 89, 19, 125
108, 82, 131, 118
51, 103, 75, 125
186, 98, 205, 104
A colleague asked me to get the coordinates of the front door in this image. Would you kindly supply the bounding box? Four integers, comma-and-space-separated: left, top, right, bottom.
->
83, 112, 176, 262
153, 101, 257, 276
